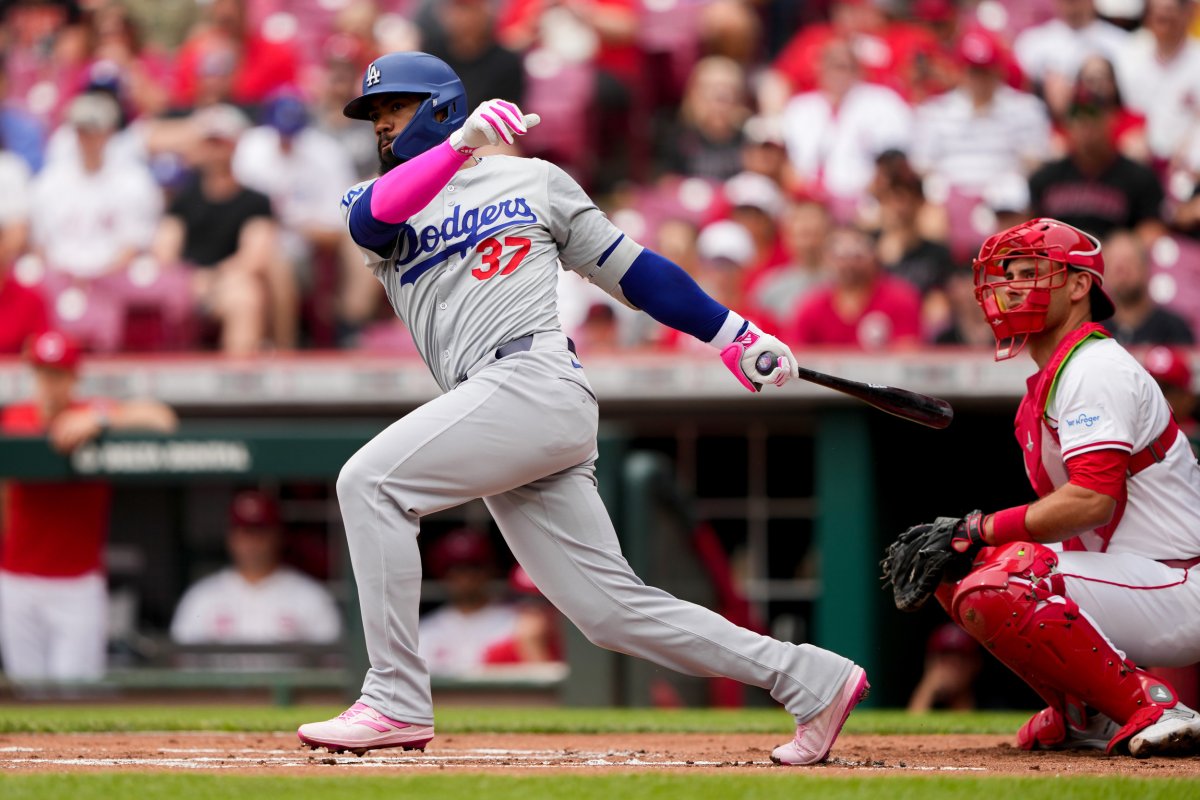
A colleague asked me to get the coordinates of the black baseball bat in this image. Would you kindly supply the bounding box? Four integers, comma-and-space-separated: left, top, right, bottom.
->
755, 352, 954, 430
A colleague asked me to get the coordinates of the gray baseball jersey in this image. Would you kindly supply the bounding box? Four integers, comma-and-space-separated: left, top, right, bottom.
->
335, 155, 854, 729
342, 156, 641, 392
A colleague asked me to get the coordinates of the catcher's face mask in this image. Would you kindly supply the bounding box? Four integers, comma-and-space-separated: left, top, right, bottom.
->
972, 218, 1110, 360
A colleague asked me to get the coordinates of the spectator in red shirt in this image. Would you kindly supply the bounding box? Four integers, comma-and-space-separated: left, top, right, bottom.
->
743, 197, 832, 334
481, 564, 565, 667
170, 0, 299, 111
0, 262, 47, 355
0, 331, 177, 690
759, 0, 942, 112
0, 142, 46, 354
786, 225, 922, 349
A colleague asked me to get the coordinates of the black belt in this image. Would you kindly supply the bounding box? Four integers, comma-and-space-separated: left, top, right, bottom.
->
495, 334, 576, 359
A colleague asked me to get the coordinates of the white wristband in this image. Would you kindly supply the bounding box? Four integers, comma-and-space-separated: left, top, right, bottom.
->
708, 311, 747, 351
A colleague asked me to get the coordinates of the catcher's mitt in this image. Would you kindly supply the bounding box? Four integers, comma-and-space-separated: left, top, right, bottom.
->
880, 511, 984, 612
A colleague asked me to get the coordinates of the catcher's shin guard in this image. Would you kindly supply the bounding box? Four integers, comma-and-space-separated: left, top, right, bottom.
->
946, 543, 1180, 753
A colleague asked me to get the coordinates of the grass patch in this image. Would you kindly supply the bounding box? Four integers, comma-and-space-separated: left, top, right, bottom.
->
0, 773, 1195, 800
0, 705, 1033, 735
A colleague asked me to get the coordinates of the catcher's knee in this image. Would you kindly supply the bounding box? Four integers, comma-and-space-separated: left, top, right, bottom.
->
949, 542, 1061, 641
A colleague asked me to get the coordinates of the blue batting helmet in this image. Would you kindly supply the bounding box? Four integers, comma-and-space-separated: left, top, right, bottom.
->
343, 52, 468, 161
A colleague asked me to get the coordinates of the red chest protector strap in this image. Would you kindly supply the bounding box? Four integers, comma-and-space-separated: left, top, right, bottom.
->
1127, 416, 1181, 476
1015, 323, 1110, 497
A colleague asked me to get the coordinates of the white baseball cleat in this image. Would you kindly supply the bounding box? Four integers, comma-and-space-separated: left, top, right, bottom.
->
298, 702, 434, 756
771, 665, 869, 766
1129, 703, 1200, 758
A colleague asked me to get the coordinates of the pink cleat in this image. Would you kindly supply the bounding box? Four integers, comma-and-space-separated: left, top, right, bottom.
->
771, 665, 869, 766
297, 702, 434, 756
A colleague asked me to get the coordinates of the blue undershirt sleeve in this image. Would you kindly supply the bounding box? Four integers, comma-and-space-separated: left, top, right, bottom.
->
347, 182, 400, 256
618, 248, 731, 343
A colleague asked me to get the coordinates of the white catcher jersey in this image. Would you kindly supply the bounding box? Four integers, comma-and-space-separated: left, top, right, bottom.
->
1041, 337, 1200, 559
341, 156, 643, 391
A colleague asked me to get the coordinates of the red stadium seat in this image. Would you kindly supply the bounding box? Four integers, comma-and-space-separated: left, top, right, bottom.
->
520, 49, 596, 184
1149, 234, 1200, 341
942, 186, 993, 265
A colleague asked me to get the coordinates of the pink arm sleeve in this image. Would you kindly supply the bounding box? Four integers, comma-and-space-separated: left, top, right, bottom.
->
369, 141, 471, 224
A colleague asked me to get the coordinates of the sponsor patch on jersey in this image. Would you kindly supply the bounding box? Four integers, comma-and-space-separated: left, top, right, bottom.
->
1064, 410, 1103, 429
397, 197, 539, 285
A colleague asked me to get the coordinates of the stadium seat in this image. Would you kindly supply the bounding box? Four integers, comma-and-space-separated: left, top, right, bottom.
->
521, 49, 596, 183
1150, 234, 1200, 340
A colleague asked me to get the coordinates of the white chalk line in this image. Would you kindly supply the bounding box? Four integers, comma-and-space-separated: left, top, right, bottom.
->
0, 746, 987, 771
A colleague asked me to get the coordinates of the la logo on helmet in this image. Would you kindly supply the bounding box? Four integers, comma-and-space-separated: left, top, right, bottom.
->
365, 63, 381, 87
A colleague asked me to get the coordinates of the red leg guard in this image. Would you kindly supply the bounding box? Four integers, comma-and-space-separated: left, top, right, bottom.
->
947, 543, 1179, 753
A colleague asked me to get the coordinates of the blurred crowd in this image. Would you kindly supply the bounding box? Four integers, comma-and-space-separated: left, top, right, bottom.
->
1, 0, 1200, 358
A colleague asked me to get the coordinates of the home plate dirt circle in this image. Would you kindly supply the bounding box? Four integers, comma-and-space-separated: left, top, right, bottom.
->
1, 732, 1199, 775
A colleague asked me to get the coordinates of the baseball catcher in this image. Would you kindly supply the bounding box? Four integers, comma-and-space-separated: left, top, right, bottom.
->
883, 218, 1200, 758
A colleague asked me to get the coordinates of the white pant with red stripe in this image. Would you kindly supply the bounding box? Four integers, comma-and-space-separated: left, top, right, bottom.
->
1058, 551, 1200, 668
0, 570, 108, 683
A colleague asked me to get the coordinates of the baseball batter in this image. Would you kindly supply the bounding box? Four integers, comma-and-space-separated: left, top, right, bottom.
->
297, 52, 867, 765
883, 218, 1200, 757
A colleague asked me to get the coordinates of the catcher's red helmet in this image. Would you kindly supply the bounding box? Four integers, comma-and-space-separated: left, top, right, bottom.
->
972, 217, 1113, 360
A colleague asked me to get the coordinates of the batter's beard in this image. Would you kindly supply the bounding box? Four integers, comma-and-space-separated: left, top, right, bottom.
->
378, 147, 401, 174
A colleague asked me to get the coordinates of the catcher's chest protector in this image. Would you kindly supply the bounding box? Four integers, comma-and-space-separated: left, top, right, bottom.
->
947, 542, 1179, 750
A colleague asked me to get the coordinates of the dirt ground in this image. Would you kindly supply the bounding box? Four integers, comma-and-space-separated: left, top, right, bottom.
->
2, 732, 1200, 776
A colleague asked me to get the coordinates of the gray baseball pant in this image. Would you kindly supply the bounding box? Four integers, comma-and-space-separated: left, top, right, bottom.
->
335, 333, 855, 726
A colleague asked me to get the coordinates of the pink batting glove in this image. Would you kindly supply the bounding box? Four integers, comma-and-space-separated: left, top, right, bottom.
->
449, 99, 542, 153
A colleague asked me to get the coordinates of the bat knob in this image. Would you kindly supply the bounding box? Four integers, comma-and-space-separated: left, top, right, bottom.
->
755, 351, 778, 376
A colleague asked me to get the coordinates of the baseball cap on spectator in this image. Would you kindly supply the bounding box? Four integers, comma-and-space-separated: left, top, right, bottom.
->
67, 92, 121, 132
428, 527, 496, 577
262, 92, 309, 136
194, 104, 250, 142
25, 331, 82, 371
724, 171, 785, 218
697, 220, 756, 265
957, 30, 1000, 70
1143, 346, 1192, 392
229, 489, 282, 529
583, 302, 616, 325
